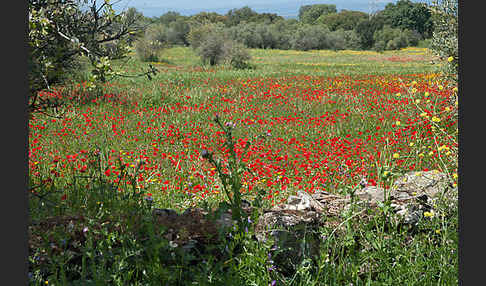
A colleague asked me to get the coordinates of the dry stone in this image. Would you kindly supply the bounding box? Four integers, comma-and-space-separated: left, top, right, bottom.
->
148, 170, 456, 273
390, 170, 450, 200
388, 170, 454, 224
255, 191, 325, 275
355, 186, 385, 205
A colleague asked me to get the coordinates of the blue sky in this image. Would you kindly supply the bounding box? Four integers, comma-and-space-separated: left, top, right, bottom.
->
112, 0, 430, 18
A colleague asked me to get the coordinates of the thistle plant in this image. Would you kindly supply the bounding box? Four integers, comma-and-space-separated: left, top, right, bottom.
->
201, 114, 254, 231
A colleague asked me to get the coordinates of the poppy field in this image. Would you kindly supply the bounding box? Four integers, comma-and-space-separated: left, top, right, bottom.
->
29, 47, 457, 209
28, 47, 458, 285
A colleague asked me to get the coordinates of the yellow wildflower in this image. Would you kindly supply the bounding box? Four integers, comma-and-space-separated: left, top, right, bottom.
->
424, 211, 435, 218
392, 153, 400, 159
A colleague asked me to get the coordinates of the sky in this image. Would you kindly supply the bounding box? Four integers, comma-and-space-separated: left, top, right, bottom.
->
112, 0, 430, 18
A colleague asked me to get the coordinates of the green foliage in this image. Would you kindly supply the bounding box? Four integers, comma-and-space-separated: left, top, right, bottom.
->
122, 7, 148, 46
289, 25, 361, 51
354, 15, 386, 50
190, 23, 252, 68
134, 37, 164, 62
222, 41, 252, 69
196, 33, 226, 66
225, 6, 258, 26
155, 11, 185, 26
187, 22, 225, 50
190, 11, 227, 25
290, 24, 330, 51
373, 26, 420, 51
28, 0, 150, 110
318, 10, 369, 31
166, 19, 191, 46
333, 29, 362, 51
226, 22, 277, 49
429, 0, 458, 83
380, 0, 434, 38
299, 4, 337, 24
224, 6, 284, 27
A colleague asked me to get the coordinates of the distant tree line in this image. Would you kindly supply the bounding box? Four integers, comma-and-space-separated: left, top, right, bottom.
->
131, 0, 433, 60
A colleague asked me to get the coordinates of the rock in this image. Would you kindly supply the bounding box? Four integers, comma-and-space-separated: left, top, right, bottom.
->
392, 202, 432, 225
274, 190, 325, 212
255, 191, 324, 275
355, 186, 385, 205
390, 170, 450, 200
386, 170, 453, 225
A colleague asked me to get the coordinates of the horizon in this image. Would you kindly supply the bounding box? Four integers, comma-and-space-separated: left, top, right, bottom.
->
112, 0, 430, 18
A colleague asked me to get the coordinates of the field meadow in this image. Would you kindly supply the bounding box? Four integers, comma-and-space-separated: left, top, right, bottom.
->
28, 46, 458, 285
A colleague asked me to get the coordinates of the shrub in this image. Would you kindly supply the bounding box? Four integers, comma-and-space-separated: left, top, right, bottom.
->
167, 19, 191, 46
222, 41, 252, 69
196, 32, 252, 69
317, 10, 369, 31
187, 22, 225, 50
429, 0, 458, 82
329, 29, 362, 50
145, 24, 170, 46
373, 26, 420, 50
134, 37, 164, 62
290, 25, 331, 51
354, 15, 386, 50
373, 40, 387, 52
197, 33, 226, 66
299, 4, 337, 24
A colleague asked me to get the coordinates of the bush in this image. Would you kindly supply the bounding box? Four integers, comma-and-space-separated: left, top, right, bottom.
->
167, 19, 191, 46
373, 40, 387, 52
373, 26, 420, 50
290, 25, 331, 51
222, 41, 252, 69
134, 37, 164, 62
417, 38, 432, 48
329, 29, 362, 50
187, 22, 225, 50
195, 31, 252, 69
354, 15, 386, 50
197, 33, 226, 66
145, 23, 170, 46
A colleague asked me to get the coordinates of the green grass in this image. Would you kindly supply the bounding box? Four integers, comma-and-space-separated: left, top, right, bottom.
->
28, 46, 457, 285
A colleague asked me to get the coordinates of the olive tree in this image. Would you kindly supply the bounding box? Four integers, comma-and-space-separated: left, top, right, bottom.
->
28, 0, 156, 111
